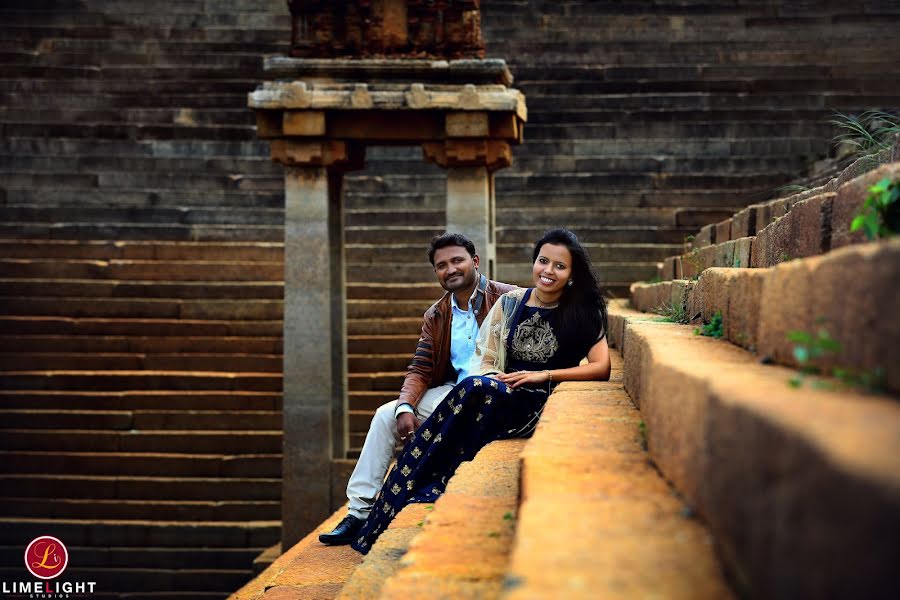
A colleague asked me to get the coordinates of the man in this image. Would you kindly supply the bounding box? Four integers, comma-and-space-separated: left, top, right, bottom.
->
319, 233, 515, 545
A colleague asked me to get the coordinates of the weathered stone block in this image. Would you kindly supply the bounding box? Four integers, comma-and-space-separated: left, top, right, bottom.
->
756, 254, 817, 364
713, 239, 736, 268
673, 255, 683, 280
750, 220, 774, 268
445, 111, 489, 137
663, 255, 679, 281
629, 281, 671, 313
283, 110, 326, 136
809, 239, 900, 393
727, 269, 766, 351
731, 207, 756, 239
751, 203, 771, 235
732, 236, 753, 268
787, 192, 835, 259
682, 246, 717, 279
694, 223, 716, 248
670, 279, 695, 321
831, 162, 900, 250
715, 219, 732, 243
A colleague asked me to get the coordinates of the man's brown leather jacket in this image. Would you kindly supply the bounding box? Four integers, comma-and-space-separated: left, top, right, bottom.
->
398, 274, 516, 411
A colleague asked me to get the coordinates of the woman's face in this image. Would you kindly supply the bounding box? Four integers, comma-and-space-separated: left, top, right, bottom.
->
532, 243, 573, 296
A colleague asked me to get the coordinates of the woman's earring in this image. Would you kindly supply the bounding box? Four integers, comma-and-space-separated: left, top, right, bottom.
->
567, 279, 574, 287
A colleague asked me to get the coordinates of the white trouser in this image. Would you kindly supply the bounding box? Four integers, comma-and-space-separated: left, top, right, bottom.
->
346, 383, 455, 520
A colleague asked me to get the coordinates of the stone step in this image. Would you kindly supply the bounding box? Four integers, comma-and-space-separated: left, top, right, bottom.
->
348, 372, 405, 392
0, 495, 280, 521
0, 152, 279, 173
348, 391, 397, 413
0, 222, 283, 241
2, 188, 283, 209
0, 474, 280, 501
346, 300, 434, 320
346, 282, 440, 301
0, 542, 261, 570
0, 390, 281, 411
0, 296, 282, 320
0, 371, 281, 392
505, 355, 735, 599
366, 440, 525, 599
0, 316, 282, 337
347, 335, 418, 355
0, 352, 281, 372
0, 334, 282, 354
0, 516, 280, 548
0, 450, 279, 477
3, 121, 257, 141
228, 505, 369, 600
347, 354, 409, 374
607, 302, 900, 598
0, 409, 280, 431
0, 428, 280, 454
0, 106, 258, 128
0, 136, 270, 159
0, 205, 283, 226
0, 10, 287, 31
632, 242, 899, 393
0, 239, 283, 261
0, 279, 282, 299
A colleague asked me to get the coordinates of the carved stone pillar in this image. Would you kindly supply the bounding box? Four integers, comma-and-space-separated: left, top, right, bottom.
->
274, 140, 363, 548
424, 137, 511, 279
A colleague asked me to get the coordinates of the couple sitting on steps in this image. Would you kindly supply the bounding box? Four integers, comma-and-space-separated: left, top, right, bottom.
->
320, 228, 612, 554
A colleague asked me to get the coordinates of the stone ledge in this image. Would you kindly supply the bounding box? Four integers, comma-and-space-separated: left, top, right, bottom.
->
263, 58, 514, 86
504, 356, 734, 600
664, 161, 899, 277
632, 239, 899, 393
609, 308, 900, 599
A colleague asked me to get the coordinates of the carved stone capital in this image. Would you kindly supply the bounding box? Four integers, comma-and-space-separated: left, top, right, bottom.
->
422, 139, 511, 171
271, 139, 365, 171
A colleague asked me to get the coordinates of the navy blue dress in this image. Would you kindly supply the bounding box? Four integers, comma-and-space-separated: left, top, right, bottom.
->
352, 289, 593, 555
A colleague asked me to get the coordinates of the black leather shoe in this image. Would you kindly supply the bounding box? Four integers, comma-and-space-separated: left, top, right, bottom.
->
318, 514, 364, 546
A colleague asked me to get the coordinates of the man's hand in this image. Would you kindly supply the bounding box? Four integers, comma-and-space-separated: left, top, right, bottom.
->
397, 412, 420, 442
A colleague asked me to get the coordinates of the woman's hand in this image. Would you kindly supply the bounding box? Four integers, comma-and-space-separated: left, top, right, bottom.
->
496, 370, 550, 389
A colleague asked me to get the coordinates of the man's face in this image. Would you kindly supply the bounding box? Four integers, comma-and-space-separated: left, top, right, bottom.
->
433, 245, 479, 293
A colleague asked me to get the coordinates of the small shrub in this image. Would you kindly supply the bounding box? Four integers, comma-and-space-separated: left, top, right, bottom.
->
694, 311, 724, 338
653, 300, 687, 324
851, 177, 899, 240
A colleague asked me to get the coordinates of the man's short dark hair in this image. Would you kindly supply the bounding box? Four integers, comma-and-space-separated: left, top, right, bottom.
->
427, 233, 477, 266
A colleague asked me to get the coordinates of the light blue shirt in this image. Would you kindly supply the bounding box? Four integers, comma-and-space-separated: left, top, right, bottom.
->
449, 286, 480, 384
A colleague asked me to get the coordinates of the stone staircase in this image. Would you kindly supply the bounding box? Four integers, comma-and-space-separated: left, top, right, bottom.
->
0, 240, 284, 598
0, 0, 290, 597
231, 158, 899, 599
3, 0, 900, 596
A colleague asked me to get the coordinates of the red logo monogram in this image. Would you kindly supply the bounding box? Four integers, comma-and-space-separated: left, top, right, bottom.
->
24, 536, 68, 580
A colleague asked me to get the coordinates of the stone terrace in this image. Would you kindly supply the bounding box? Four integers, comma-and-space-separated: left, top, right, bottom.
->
2, 0, 900, 597
232, 157, 899, 599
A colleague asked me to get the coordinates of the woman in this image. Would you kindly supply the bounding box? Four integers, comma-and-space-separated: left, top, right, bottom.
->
351, 228, 611, 554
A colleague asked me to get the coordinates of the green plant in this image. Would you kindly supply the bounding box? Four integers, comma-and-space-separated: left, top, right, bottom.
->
503, 512, 514, 521
694, 311, 724, 338
638, 420, 648, 451
776, 184, 811, 196
645, 275, 663, 284
830, 110, 900, 159
785, 328, 883, 392
851, 177, 899, 240
685, 248, 703, 280
653, 300, 688, 324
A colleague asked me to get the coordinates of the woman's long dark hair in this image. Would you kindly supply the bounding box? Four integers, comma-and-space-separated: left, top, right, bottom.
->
532, 228, 608, 354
